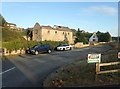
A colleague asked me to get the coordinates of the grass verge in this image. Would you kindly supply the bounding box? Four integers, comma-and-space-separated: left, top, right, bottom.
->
43, 48, 120, 87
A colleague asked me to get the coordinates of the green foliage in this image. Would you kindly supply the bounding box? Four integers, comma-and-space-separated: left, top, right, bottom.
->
2, 27, 27, 50
75, 37, 88, 44
75, 29, 92, 44
0, 14, 6, 26
2, 27, 26, 42
96, 31, 111, 42
2, 40, 67, 51
75, 30, 111, 43
112, 37, 118, 42
2, 40, 27, 51
70, 29, 77, 36
26, 29, 33, 40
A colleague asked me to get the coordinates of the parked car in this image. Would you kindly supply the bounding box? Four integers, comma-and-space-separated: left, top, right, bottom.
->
56, 44, 73, 51
26, 44, 52, 55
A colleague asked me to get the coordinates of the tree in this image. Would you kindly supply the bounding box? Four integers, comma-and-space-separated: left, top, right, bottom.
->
104, 32, 111, 42
78, 28, 80, 32
75, 29, 88, 44
0, 14, 6, 26
76, 28, 81, 37
96, 31, 111, 42
26, 29, 33, 40
70, 28, 77, 36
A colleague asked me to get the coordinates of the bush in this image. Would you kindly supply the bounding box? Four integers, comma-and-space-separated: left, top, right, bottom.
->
2, 40, 27, 51
2, 40, 68, 51
2, 27, 26, 42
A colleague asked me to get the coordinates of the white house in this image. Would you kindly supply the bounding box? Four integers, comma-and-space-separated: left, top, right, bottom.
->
89, 32, 98, 43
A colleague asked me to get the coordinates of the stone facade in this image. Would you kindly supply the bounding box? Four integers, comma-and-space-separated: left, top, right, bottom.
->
32, 23, 42, 41
29, 23, 74, 44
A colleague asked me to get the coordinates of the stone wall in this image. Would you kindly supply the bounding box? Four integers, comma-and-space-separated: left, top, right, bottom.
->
2, 48, 25, 56
41, 28, 74, 44
73, 42, 84, 48
73, 42, 107, 48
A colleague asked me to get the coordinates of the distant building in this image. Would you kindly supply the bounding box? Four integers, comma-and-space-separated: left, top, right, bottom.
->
28, 22, 74, 44
5, 23, 16, 29
89, 32, 98, 45
17, 27, 24, 31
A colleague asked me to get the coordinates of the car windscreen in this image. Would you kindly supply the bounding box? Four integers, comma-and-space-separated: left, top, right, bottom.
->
32, 45, 40, 49
63, 44, 69, 46
59, 44, 69, 46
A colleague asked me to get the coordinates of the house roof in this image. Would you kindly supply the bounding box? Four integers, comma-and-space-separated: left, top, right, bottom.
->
7, 23, 16, 26
29, 22, 73, 32
53, 25, 72, 32
89, 32, 98, 39
41, 26, 53, 29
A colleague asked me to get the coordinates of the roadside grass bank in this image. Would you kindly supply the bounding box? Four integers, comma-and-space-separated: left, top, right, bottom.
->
43, 44, 120, 87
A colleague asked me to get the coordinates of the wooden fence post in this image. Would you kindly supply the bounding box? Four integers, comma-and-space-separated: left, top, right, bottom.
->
96, 63, 100, 74
95, 63, 100, 81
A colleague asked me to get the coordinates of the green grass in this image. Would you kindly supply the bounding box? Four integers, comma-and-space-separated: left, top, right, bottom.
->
2, 27, 26, 42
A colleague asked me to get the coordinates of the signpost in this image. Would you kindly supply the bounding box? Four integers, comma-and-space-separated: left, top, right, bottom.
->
87, 54, 101, 63
87, 53, 101, 77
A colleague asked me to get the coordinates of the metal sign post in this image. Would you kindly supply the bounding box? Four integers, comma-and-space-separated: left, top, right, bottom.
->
87, 54, 101, 81
118, 52, 120, 59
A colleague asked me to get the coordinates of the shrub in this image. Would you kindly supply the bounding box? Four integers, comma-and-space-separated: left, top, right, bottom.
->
2, 40, 27, 51
2, 40, 68, 51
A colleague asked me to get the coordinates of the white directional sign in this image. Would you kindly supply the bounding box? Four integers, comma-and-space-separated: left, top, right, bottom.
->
88, 54, 101, 63
118, 52, 120, 58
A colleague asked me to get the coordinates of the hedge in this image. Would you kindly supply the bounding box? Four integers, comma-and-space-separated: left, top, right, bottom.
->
2, 40, 68, 51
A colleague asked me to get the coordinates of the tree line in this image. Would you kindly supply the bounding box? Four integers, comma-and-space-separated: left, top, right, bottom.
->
75, 28, 112, 44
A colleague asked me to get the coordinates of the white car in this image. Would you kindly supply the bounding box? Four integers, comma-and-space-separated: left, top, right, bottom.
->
56, 44, 73, 51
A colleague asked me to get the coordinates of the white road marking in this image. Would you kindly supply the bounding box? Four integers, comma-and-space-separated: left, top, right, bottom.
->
0, 67, 16, 75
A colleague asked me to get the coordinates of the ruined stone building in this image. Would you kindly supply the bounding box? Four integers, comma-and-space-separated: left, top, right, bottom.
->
28, 22, 74, 44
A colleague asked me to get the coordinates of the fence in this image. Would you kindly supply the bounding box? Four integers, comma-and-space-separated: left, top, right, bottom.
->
96, 62, 120, 74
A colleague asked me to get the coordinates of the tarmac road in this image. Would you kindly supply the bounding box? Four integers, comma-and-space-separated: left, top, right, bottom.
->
1, 44, 113, 87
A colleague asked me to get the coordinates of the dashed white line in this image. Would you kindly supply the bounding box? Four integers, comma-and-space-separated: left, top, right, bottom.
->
0, 67, 16, 75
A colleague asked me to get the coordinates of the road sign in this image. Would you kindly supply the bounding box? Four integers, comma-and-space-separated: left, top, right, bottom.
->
118, 52, 120, 58
88, 54, 101, 63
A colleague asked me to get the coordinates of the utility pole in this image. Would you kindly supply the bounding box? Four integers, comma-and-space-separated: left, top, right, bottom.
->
118, 12, 119, 44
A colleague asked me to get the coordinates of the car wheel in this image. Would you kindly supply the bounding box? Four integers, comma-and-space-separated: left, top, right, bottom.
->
48, 49, 51, 53
35, 51, 39, 55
